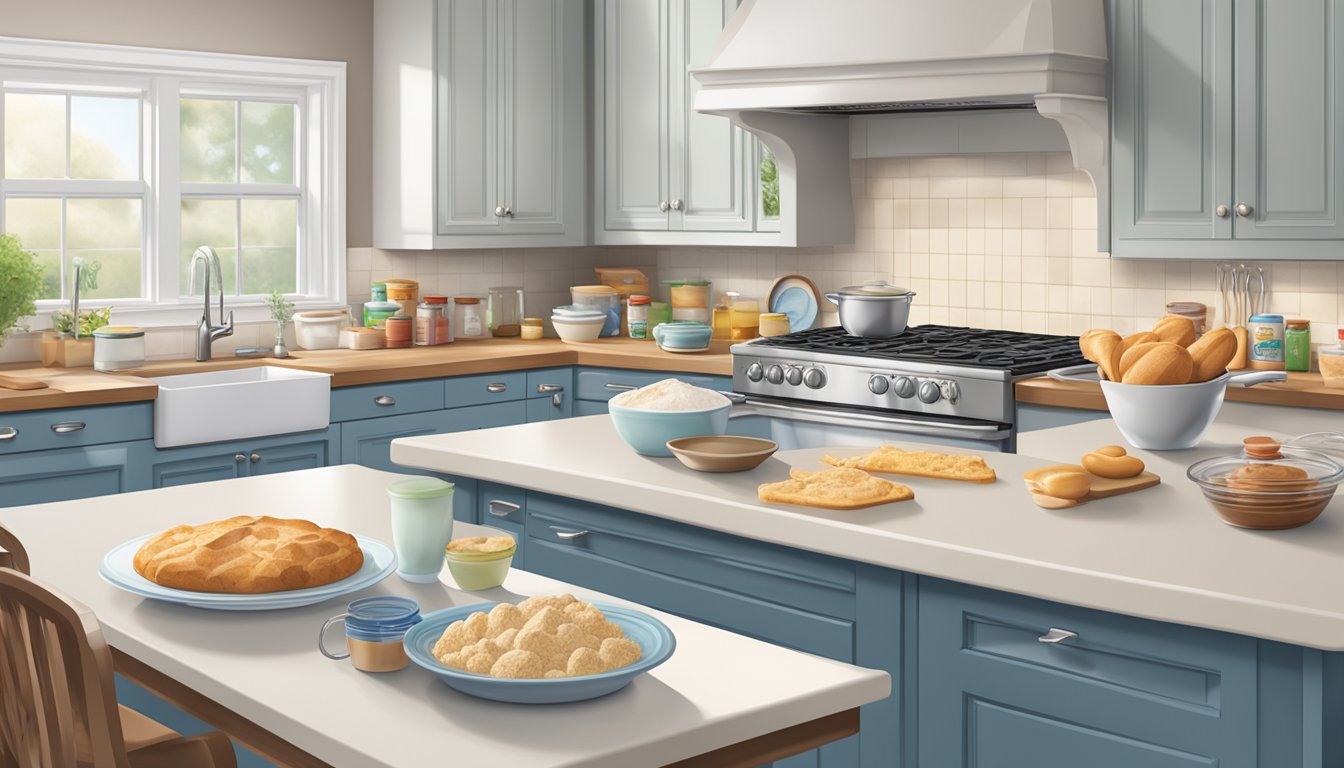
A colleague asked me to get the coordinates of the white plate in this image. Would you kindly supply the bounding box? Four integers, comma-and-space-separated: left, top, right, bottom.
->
99, 534, 396, 610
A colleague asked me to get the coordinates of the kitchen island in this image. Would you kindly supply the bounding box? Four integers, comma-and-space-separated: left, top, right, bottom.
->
391, 403, 1344, 767
0, 465, 889, 768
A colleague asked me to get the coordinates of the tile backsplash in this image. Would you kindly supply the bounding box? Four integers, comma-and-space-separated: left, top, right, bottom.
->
5, 151, 1343, 365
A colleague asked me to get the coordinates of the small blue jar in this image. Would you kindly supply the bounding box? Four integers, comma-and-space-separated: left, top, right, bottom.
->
319, 596, 422, 672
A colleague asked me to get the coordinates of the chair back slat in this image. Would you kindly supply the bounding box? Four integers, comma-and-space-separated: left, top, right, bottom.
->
0, 526, 29, 576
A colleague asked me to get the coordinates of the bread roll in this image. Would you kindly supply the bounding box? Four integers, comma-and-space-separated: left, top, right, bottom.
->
133, 516, 364, 594
1023, 464, 1092, 500
1120, 342, 1194, 385
1079, 329, 1123, 381
1152, 315, 1197, 347
1186, 327, 1237, 382
1121, 331, 1160, 352
1081, 446, 1145, 478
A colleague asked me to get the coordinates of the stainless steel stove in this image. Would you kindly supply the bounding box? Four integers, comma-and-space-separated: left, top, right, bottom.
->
728, 325, 1087, 452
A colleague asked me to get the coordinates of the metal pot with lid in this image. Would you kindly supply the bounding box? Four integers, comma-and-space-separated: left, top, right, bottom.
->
824, 281, 917, 337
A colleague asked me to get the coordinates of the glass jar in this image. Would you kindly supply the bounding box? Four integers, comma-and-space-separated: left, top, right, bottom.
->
1319, 329, 1344, 388
415, 300, 449, 346
454, 297, 488, 339
570, 285, 621, 336
727, 293, 760, 340
1285, 319, 1311, 372
648, 301, 671, 338
488, 286, 525, 337
627, 295, 651, 339
712, 303, 732, 339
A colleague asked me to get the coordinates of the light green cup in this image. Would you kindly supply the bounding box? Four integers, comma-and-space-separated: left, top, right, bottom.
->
444, 540, 516, 591
387, 478, 455, 583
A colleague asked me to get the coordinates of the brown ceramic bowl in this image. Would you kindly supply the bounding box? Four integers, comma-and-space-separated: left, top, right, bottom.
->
666, 436, 778, 473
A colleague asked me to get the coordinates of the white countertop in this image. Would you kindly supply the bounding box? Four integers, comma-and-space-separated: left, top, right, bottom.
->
392, 402, 1344, 650
0, 465, 889, 768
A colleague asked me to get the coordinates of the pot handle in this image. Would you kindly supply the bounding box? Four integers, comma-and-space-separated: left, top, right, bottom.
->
1227, 370, 1287, 388
824, 293, 840, 304
1046, 364, 1101, 383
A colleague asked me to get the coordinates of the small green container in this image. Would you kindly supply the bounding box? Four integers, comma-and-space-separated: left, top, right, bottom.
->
1286, 319, 1312, 372
444, 540, 516, 591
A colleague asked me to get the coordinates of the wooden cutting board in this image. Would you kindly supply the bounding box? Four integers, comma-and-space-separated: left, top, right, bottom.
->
1086, 471, 1161, 500
0, 373, 48, 391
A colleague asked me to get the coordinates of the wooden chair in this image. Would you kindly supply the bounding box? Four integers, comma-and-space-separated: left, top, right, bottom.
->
0, 524, 28, 575
0, 566, 237, 768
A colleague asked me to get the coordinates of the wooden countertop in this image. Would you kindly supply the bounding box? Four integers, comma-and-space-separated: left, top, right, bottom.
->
1016, 370, 1344, 411
0, 338, 736, 413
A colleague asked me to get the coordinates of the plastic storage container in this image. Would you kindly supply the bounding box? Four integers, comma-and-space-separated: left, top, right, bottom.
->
1285, 319, 1311, 372
454, 297, 489, 339
571, 285, 621, 336
521, 317, 544, 341
363, 300, 400, 328
92, 326, 145, 371
444, 536, 516, 590
627, 295, 651, 339
384, 279, 419, 317
387, 477, 456, 583
1248, 314, 1286, 370
1321, 330, 1344, 388
415, 298, 450, 346
1187, 436, 1344, 529
293, 310, 348, 350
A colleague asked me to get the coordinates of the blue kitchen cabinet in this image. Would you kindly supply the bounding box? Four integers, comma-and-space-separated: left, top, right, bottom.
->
0, 441, 151, 507
342, 410, 464, 474
573, 367, 732, 414
477, 483, 527, 567
330, 379, 445, 422
525, 367, 573, 422
148, 429, 338, 489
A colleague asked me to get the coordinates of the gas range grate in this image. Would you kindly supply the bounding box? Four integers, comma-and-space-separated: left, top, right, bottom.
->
746, 325, 1088, 376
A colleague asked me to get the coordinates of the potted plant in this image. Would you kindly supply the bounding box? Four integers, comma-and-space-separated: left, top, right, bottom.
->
263, 289, 294, 358
0, 234, 44, 350
40, 258, 107, 367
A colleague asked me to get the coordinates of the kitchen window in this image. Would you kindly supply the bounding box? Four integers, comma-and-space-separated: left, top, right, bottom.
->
0, 37, 346, 325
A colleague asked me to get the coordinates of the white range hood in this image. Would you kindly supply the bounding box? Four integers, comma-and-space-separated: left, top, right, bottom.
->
692, 0, 1109, 247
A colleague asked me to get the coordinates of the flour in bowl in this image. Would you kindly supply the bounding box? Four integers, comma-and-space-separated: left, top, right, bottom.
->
610, 378, 730, 411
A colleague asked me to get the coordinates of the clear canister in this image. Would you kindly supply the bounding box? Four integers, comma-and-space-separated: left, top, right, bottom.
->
488, 286, 524, 337
627, 295, 651, 339
415, 299, 450, 346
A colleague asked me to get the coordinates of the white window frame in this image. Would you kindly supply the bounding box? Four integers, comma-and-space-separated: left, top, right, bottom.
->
0, 36, 346, 327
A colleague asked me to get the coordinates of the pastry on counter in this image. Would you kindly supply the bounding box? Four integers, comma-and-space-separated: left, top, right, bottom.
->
821, 444, 996, 483
758, 466, 914, 510
133, 516, 364, 593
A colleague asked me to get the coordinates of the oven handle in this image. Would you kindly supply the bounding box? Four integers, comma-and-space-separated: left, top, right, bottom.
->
727, 396, 1011, 441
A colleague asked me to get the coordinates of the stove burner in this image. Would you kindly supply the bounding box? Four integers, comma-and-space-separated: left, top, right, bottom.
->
748, 325, 1087, 376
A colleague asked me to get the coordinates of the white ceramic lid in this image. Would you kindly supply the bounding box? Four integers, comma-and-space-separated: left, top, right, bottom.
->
835, 280, 914, 297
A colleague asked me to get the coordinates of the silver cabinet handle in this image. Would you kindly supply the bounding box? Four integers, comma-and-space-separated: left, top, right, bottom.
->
0, 427, 16, 441
249, 453, 261, 463
552, 393, 564, 408
670, 199, 683, 211
1216, 204, 1230, 218
486, 383, 508, 393
234, 453, 246, 463
494, 206, 506, 217
1038, 628, 1077, 644
51, 421, 85, 434
373, 395, 396, 406
488, 500, 521, 517
604, 383, 637, 391
659, 200, 670, 212
552, 528, 589, 540
1236, 202, 1253, 217
536, 384, 564, 394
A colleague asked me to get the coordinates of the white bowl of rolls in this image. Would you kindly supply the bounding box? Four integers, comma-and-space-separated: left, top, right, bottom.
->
1050, 317, 1286, 450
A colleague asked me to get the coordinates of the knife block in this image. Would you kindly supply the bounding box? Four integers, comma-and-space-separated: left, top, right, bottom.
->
40, 332, 94, 368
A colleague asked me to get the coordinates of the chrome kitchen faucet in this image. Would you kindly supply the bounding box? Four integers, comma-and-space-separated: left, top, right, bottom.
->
188, 246, 234, 361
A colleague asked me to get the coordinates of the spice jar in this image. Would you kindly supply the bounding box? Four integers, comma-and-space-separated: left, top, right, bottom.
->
627, 294, 651, 339
384, 315, 414, 348
454, 297, 488, 339
415, 297, 450, 346
1285, 319, 1311, 373
521, 317, 544, 341
384, 279, 419, 318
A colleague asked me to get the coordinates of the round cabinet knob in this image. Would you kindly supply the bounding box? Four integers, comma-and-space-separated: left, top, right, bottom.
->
868, 375, 889, 395
803, 367, 827, 389
494, 206, 506, 217
670, 199, 683, 211
917, 380, 942, 404
1236, 202, 1253, 217
765, 364, 785, 384
659, 201, 671, 213
234, 453, 246, 463
249, 453, 261, 463
786, 367, 803, 386
893, 376, 916, 398
1216, 204, 1230, 218
745, 362, 764, 382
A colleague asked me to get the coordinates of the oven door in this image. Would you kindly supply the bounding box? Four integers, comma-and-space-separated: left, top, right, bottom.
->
727, 396, 1015, 453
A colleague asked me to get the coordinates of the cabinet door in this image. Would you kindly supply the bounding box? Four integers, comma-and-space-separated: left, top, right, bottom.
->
247, 433, 337, 476
601, 0, 672, 231
1233, 0, 1344, 239
499, 0, 582, 235
671, 0, 752, 232
149, 445, 246, 489
440, 401, 528, 431
1112, 0, 1233, 240
0, 443, 149, 507
342, 411, 459, 474
436, 0, 501, 235
526, 394, 572, 422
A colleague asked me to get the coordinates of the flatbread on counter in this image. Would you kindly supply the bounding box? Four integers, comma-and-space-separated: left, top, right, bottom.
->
758, 467, 914, 510
822, 445, 996, 483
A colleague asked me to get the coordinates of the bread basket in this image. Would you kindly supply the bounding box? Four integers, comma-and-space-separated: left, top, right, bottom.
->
1047, 364, 1286, 450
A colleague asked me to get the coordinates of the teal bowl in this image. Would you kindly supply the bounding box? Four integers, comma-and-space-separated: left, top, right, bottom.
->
403, 601, 676, 704
608, 401, 730, 457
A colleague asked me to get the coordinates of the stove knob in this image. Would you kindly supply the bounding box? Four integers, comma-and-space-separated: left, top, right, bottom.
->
745, 362, 764, 382
803, 367, 827, 389
786, 366, 804, 386
943, 381, 961, 403
765, 364, 785, 384
868, 375, 889, 395
893, 376, 916, 398
917, 380, 942, 404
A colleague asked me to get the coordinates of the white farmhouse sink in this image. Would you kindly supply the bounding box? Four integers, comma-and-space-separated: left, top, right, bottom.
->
151, 366, 331, 448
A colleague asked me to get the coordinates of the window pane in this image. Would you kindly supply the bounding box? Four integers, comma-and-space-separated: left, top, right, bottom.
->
240, 101, 295, 184
180, 98, 236, 183
3, 198, 62, 300
71, 96, 139, 180
241, 198, 296, 294
180, 199, 238, 295
4, 93, 66, 179
760, 146, 780, 219
66, 199, 142, 300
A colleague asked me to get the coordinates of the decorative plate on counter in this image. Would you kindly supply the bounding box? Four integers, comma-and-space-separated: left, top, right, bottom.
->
768, 274, 821, 333
404, 601, 676, 704
98, 534, 396, 610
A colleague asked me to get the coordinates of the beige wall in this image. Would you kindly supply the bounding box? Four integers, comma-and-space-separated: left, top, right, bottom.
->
0, 0, 375, 247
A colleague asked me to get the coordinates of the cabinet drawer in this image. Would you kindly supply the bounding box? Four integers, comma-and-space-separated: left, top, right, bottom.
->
574, 368, 731, 402
330, 380, 444, 422
444, 372, 526, 407
0, 403, 152, 456
478, 483, 526, 567
526, 495, 855, 620
525, 368, 572, 399
0, 442, 149, 506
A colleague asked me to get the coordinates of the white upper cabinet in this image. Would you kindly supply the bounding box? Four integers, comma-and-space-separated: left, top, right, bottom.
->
374, 0, 585, 249
596, 0, 773, 245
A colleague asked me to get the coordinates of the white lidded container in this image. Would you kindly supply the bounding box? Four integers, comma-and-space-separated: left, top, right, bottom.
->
92, 326, 145, 371
293, 310, 349, 350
